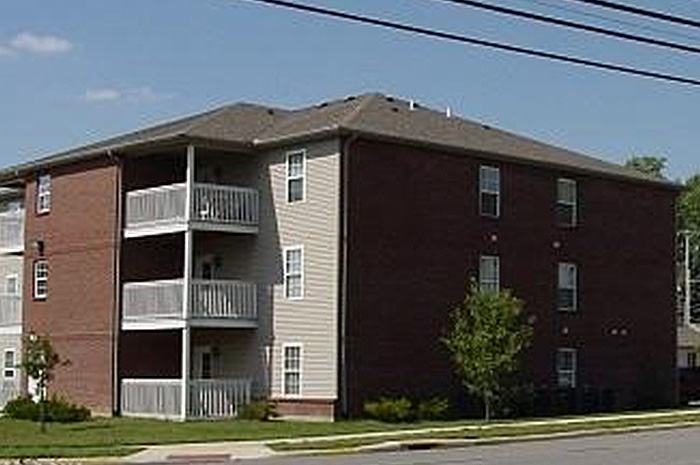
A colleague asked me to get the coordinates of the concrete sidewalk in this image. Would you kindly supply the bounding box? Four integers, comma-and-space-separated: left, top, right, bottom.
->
122, 408, 700, 463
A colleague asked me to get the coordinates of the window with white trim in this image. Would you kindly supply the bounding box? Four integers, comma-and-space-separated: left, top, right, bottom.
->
557, 178, 577, 227
479, 166, 500, 218
36, 174, 51, 214
34, 260, 48, 300
282, 344, 302, 396
557, 348, 577, 388
3, 349, 16, 379
286, 150, 306, 203
5, 274, 18, 295
284, 247, 303, 299
558, 262, 577, 311
688, 352, 698, 369
479, 255, 500, 293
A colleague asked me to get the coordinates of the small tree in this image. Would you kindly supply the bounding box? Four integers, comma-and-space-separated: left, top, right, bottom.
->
443, 281, 532, 421
20, 333, 66, 432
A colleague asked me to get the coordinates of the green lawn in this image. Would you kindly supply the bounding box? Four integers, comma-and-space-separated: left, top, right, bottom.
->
0, 417, 470, 458
3, 409, 700, 459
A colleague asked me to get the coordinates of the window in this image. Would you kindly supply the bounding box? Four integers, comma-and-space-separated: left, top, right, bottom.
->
558, 262, 577, 311
36, 174, 51, 214
33, 260, 48, 300
3, 349, 15, 379
5, 274, 18, 295
284, 246, 303, 299
282, 344, 302, 396
557, 178, 577, 227
286, 150, 306, 203
557, 348, 577, 388
479, 255, 500, 293
689, 352, 698, 369
479, 166, 500, 217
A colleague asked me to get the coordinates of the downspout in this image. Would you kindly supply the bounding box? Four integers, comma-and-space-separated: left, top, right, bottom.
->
107, 150, 123, 415
338, 133, 358, 418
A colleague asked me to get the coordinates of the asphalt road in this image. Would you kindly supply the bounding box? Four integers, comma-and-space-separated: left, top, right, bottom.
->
250, 426, 700, 465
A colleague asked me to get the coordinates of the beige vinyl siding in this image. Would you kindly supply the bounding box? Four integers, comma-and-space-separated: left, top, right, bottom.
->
257, 139, 340, 400
190, 138, 341, 400
0, 333, 21, 408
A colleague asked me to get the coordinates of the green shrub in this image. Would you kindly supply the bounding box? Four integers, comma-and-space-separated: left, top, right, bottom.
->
3, 396, 37, 420
3, 395, 91, 422
364, 397, 414, 423
416, 397, 450, 421
237, 400, 278, 421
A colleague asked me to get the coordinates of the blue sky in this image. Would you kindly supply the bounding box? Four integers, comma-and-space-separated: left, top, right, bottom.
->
1, 0, 699, 179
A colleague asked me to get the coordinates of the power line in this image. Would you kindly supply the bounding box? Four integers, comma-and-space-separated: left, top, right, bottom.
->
566, 0, 700, 29
241, 0, 700, 87
435, 0, 700, 54
521, 0, 700, 44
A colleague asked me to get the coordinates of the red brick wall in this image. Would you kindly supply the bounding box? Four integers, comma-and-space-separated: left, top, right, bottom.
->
344, 138, 677, 416
23, 157, 119, 415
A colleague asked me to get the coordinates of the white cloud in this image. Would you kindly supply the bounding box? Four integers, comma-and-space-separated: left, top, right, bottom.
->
84, 86, 176, 103
10, 32, 72, 54
0, 45, 15, 57
85, 88, 122, 102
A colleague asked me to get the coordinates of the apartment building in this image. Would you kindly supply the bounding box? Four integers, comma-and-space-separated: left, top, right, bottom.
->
0, 93, 679, 419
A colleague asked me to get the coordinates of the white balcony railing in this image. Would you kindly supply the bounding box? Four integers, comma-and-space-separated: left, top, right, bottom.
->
0, 294, 20, 327
0, 210, 24, 252
188, 378, 252, 418
122, 279, 257, 326
120, 378, 252, 419
125, 183, 258, 234
120, 379, 182, 419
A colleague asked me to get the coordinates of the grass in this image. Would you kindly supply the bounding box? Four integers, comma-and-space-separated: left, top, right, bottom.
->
270, 410, 700, 451
3, 408, 700, 458
0, 417, 470, 458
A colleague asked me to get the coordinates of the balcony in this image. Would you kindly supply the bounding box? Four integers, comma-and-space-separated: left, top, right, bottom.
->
122, 279, 257, 330
0, 210, 24, 254
120, 378, 252, 419
125, 183, 258, 238
0, 294, 21, 329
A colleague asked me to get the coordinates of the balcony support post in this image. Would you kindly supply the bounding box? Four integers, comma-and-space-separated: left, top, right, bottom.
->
180, 144, 195, 420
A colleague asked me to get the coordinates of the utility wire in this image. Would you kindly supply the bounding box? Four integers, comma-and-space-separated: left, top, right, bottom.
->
241, 0, 700, 87
521, 0, 700, 44
435, 0, 700, 54
566, 0, 700, 29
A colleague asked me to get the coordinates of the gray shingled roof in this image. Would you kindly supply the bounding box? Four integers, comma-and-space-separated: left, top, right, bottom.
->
0, 93, 675, 188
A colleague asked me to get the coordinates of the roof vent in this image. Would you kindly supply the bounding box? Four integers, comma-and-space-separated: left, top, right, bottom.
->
386, 96, 395, 102
391, 107, 399, 113
409, 100, 416, 111
446, 107, 452, 118
267, 109, 275, 115
481, 124, 491, 130
318, 102, 329, 108
345, 95, 356, 101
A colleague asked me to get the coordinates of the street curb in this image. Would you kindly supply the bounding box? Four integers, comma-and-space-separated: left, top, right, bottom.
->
278, 420, 700, 457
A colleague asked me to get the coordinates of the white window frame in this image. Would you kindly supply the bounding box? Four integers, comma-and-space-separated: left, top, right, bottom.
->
282, 343, 303, 397
688, 351, 698, 369
557, 178, 577, 227
558, 262, 577, 312
557, 348, 577, 388
33, 260, 48, 300
286, 149, 306, 203
36, 174, 51, 214
3, 348, 16, 380
283, 246, 304, 300
479, 255, 500, 293
479, 166, 500, 218
5, 274, 18, 296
